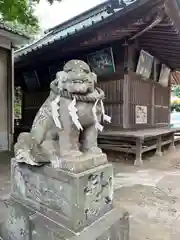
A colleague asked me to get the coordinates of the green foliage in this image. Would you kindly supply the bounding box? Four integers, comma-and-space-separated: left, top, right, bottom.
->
171, 86, 180, 112
171, 103, 180, 112
32, 0, 62, 3
174, 85, 180, 98
0, 0, 38, 28
0, 0, 62, 34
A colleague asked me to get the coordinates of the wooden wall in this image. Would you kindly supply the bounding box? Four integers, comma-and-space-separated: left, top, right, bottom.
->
154, 82, 170, 125
19, 73, 170, 134
22, 91, 48, 127
128, 73, 170, 128
98, 79, 124, 128
17, 40, 125, 130
15, 40, 170, 134
98, 71, 170, 130
128, 73, 152, 128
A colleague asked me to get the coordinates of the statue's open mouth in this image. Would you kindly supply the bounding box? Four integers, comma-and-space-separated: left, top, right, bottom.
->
72, 80, 83, 83
72, 78, 88, 84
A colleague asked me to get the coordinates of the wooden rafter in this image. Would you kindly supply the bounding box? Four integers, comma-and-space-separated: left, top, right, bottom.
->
140, 41, 180, 50
129, 16, 163, 40
140, 36, 180, 43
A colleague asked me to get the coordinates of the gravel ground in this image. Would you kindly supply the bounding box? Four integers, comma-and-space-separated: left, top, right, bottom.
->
113, 147, 180, 240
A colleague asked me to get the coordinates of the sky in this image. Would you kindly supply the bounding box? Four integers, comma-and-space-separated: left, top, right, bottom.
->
35, 0, 105, 31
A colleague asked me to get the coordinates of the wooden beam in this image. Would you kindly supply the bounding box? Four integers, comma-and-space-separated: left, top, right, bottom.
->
122, 42, 130, 129
79, 34, 129, 47
140, 42, 180, 51
156, 22, 174, 27
140, 43, 180, 53
152, 25, 178, 31
140, 37, 180, 46
146, 30, 179, 35
129, 16, 163, 40
139, 35, 180, 42
135, 22, 173, 28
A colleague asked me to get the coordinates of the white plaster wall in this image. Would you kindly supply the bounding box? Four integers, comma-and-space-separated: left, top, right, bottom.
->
0, 47, 8, 150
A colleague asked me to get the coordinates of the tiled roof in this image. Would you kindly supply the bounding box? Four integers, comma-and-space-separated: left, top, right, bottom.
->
0, 21, 30, 39
15, 0, 138, 59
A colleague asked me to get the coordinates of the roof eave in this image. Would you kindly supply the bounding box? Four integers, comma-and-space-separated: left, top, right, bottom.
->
164, 0, 180, 31
0, 28, 30, 46
15, 0, 168, 60
45, 0, 110, 34
15, 0, 143, 59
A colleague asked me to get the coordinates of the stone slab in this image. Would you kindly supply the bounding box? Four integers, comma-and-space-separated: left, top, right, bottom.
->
53, 153, 108, 173
11, 160, 113, 231
0, 197, 129, 240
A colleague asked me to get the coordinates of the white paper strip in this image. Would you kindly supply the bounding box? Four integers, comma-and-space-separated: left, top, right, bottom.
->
103, 114, 111, 123
68, 97, 83, 131
92, 100, 104, 132
95, 122, 104, 132
51, 96, 62, 129
100, 100, 111, 123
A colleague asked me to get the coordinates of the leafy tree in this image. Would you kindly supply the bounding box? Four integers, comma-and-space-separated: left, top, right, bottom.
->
174, 85, 180, 98
32, 0, 61, 3
0, 0, 62, 34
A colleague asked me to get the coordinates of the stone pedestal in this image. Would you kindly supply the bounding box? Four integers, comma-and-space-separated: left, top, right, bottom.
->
0, 159, 129, 240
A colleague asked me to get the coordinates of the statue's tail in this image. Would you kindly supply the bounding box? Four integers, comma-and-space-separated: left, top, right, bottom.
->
14, 132, 50, 166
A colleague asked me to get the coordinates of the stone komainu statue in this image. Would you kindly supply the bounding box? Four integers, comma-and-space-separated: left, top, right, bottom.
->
15, 60, 111, 168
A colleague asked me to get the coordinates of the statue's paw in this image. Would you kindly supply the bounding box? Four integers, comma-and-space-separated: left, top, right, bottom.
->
85, 147, 102, 155
15, 149, 40, 166
60, 150, 83, 158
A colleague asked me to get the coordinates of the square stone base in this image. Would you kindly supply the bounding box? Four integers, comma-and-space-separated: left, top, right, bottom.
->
1, 159, 129, 239
0, 197, 129, 240
11, 160, 114, 231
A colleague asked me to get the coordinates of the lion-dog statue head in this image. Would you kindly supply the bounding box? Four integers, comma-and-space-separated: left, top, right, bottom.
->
52, 60, 97, 95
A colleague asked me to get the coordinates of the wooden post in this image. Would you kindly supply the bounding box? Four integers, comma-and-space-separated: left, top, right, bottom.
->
122, 41, 129, 129
168, 73, 171, 125
123, 74, 129, 128
169, 133, 176, 152
151, 59, 159, 126
0, 48, 11, 151
122, 41, 135, 129
155, 136, 163, 157
7, 46, 14, 150
134, 138, 143, 166
153, 59, 158, 82
151, 83, 155, 126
